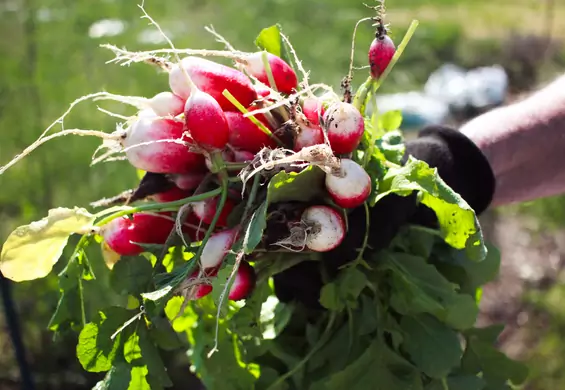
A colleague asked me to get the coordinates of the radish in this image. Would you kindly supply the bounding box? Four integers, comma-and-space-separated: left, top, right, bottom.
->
170, 172, 206, 191
294, 124, 324, 152
302, 97, 326, 127
152, 186, 193, 203
225, 109, 277, 153
368, 34, 396, 79
242, 52, 298, 95
325, 159, 371, 209
322, 102, 365, 154
130, 213, 176, 244
101, 217, 143, 256
254, 84, 271, 98
184, 89, 230, 151
169, 56, 257, 111
123, 111, 205, 174
192, 195, 236, 228
300, 205, 345, 252
228, 261, 256, 301
149, 92, 185, 117
200, 228, 238, 269
188, 269, 214, 299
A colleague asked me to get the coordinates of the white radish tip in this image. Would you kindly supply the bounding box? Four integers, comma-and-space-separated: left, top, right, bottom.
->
325, 159, 371, 209
301, 205, 345, 252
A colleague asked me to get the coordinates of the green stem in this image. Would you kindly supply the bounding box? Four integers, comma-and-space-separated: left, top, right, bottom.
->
242, 175, 261, 223
266, 312, 337, 390
343, 202, 371, 270
261, 50, 278, 93
222, 89, 284, 146
225, 162, 248, 171
441, 377, 449, 390
94, 188, 222, 227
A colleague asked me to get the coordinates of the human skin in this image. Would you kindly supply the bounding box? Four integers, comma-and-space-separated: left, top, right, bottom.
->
460, 75, 565, 207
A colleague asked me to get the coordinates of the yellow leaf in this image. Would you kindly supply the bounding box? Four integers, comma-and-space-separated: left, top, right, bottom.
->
0, 207, 95, 282
101, 241, 121, 270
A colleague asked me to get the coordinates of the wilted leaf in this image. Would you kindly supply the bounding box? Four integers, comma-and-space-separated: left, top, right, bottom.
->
1, 207, 95, 281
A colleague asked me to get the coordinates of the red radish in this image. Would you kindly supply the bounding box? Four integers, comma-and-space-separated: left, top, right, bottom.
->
322, 102, 365, 154
225, 109, 277, 153
102, 213, 176, 256
254, 84, 271, 98
102, 217, 143, 256
243, 52, 298, 95
187, 269, 214, 299
200, 228, 238, 269
325, 159, 371, 209
184, 89, 229, 150
152, 186, 193, 203
302, 97, 326, 127
301, 205, 345, 252
170, 172, 206, 191
192, 195, 236, 227
368, 34, 396, 79
228, 261, 256, 301
149, 92, 185, 117
294, 124, 324, 152
232, 149, 255, 163
123, 111, 205, 174
169, 56, 257, 111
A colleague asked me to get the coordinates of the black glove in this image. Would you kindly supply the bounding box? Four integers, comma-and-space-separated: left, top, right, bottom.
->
272, 125, 496, 309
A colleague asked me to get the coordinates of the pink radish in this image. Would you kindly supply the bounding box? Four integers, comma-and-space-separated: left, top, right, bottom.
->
225, 109, 277, 153
149, 92, 185, 117
301, 205, 345, 252
325, 159, 371, 209
102, 217, 143, 256
254, 84, 271, 98
192, 195, 236, 228
302, 97, 326, 127
322, 102, 365, 154
169, 56, 257, 111
123, 111, 205, 174
242, 52, 298, 95
228, 261, 256, 301
188, 269, 214, 299
102, 213, 176, 256
368, 34, 396, 79
170, 172, 206, 191
200, 228, 239, 269
294, 124, 324, 152
152, 186, 193, 203
184, 89, 229, 151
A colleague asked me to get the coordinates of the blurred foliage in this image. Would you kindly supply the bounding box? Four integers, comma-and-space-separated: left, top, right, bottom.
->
0, 0, 564, 388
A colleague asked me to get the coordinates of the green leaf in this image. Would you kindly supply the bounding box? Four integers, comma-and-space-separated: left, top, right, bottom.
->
164, 296, 198, 332
138, 326, 173, 387
129, 366, 151, 390
377, 130, 405, 165
1, 207, 95, 281
267, 166, 325, 205
93, 362, 132, 390
462, 336, 528, 386
377, 158, 486, 261
319, 267, 367, 311
358, 295, 378, 336
400, 314, 462, 378
426, 376, 485, 390
378, 110, 403, 132
110, 257, 153, 296
149, 317, 184, 351
310, 336, 422, 390
243, 201, 267, 254
77, 307, 131, 372
255, 25, 281, 57
444, 294, 479, 330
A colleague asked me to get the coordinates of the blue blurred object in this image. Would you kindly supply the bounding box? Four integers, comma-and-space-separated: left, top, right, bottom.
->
374, 63, 509, 129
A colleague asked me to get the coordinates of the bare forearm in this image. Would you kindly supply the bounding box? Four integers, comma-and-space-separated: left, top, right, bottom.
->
460, 75, 565, 207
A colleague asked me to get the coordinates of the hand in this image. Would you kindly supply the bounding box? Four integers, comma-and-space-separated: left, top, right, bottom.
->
273, 125, 496, 309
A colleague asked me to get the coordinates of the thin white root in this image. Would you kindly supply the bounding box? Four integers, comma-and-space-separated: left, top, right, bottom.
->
96, 107, 135, 121
175, 203, 193, 248
273, 223, 310, 252
103, 44, 250, 67
280, 32, 311, 95
348, 17, 373, 81
93, 93, 150, 110
0, 129, 118, 175
204, 25, 237, 52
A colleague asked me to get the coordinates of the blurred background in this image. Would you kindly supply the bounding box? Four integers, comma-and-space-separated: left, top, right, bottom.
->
0, 0, 564, 389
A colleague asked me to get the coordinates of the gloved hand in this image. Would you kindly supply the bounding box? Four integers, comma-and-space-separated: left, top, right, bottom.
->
272, 125, 496, 309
